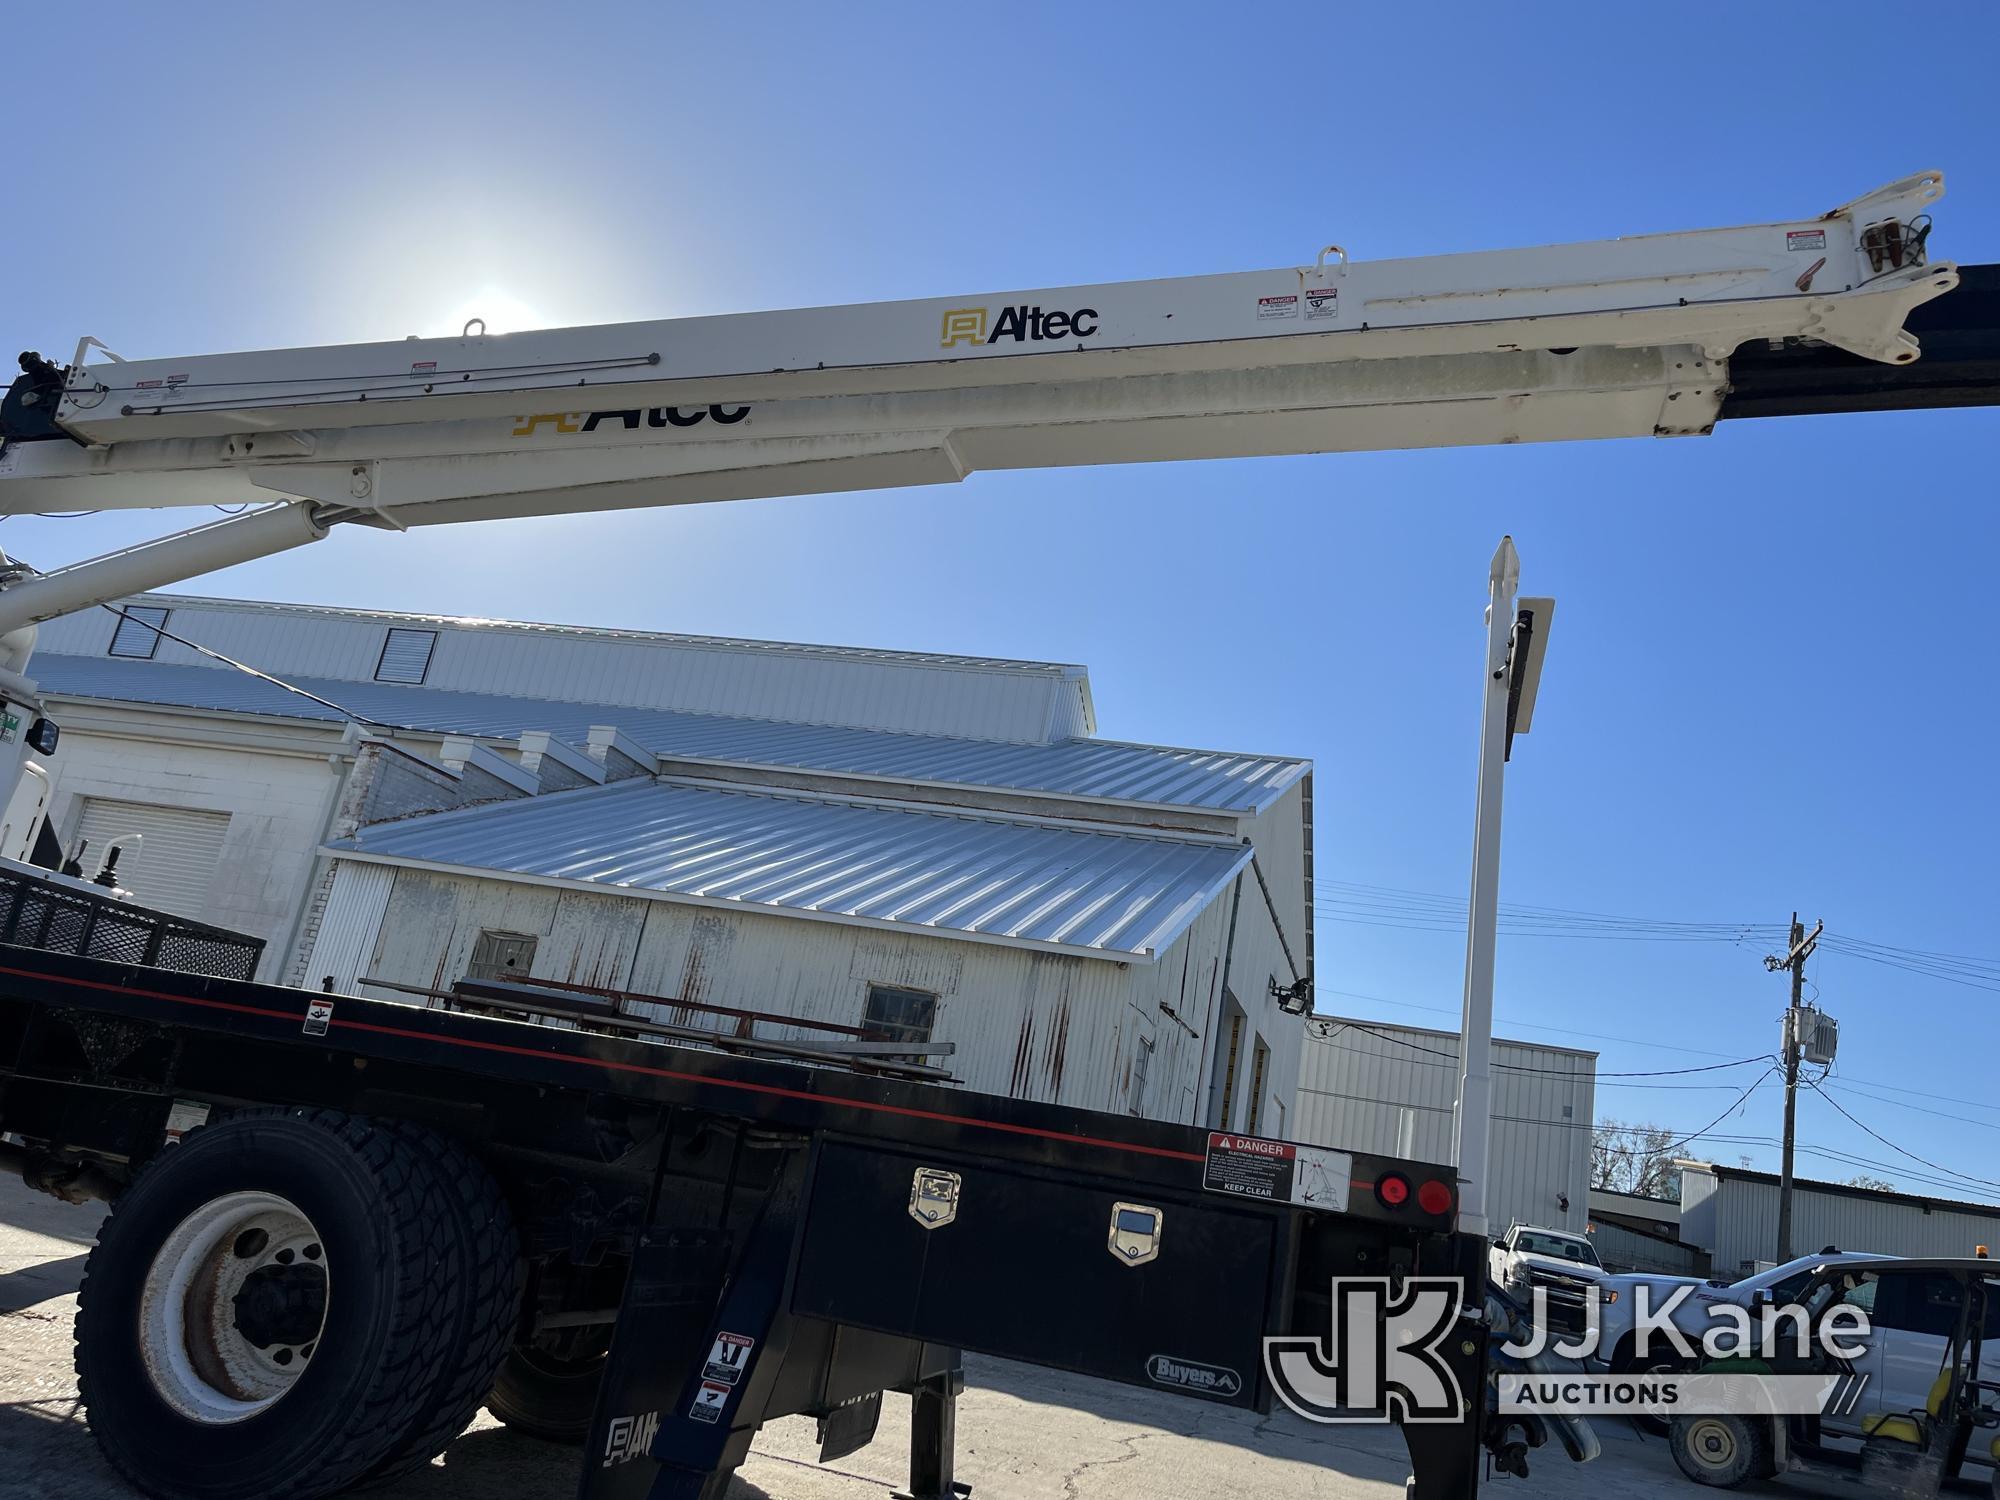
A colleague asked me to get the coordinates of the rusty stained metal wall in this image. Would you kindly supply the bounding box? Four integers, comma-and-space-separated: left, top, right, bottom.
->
1223, 780, 1311, 1140
361, 867, 1240, 1123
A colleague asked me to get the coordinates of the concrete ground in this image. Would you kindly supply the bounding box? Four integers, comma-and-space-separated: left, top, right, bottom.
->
0, 1173, 1829, 1500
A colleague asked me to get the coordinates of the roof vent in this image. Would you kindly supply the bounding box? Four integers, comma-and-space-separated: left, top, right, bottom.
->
375, 628, 437, 684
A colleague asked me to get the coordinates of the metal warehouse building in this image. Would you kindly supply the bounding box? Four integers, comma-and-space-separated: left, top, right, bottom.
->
26, 593, 1314, 1134
1679, 1161, 2000, 1276
1295, 1017, 1597, 1235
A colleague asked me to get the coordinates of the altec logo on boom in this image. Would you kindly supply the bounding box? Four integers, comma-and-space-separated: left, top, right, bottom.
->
940, 305, 1101, 348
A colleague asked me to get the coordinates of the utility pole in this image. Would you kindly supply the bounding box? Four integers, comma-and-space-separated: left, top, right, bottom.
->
1767, 913, 1822, 1263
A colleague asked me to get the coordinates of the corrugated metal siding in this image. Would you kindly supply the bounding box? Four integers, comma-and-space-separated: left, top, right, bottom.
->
1677, 1166, 2000, 1275
1047, 677, 1095, 740
1295, 1018, 1596, 1234
357, 866, 1231, 1123
35, 654, 1308, 814
302, 861, 395, 992
329, 777, 1250, 961
1587, 1220, 1710, 1277
1240, 784, 1310, 987
36, 596, 1087, 745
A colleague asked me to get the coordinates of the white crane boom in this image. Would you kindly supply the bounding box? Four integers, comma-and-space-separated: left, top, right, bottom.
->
0, 172, 1960, 706
0, 172, 1954, 610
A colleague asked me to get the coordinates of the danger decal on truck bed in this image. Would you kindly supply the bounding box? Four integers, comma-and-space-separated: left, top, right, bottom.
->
1202, 1133, 1351, 1211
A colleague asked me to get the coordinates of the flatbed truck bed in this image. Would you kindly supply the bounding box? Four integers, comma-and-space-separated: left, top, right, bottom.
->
0, 938, 1493, 1500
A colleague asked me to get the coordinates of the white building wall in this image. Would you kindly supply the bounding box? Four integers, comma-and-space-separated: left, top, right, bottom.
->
1678, 1164, 2000, 1276
1214, 869, 1306, 1141
41, 727, 342, 980
1228, 781, 1311, 1139
302, 861, 395, 993
1295, 1018, 1596, 1234
39, 596, 1088, 746
341, 863, 1238, 1124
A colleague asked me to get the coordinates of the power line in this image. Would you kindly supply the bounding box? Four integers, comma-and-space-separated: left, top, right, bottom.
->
1311, 984, 1762, 1062
1318, 1020, 1775, 1078
1649, 1069, 1777, 1160
1822, 931, 2000, 974
1816, 934, 2000, 994
1315, 904, 1782, 943
1673, 1135, 2000, 1203
1801, 1077, 2000, 1193
1317, 879, 1772, 931
1312, 880, 1782, 943
97, 601, 386, 728
1819, 1081, 2000, 1134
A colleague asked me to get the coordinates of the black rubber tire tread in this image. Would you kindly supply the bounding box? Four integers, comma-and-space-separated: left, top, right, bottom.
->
1615, 1348, 1687, 1438
486, 1342, 606, 1444
74, 1107, 464, 1500
360, 1125, 523, 1483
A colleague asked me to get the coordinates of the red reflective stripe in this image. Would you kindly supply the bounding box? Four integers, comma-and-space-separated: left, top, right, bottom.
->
0, 965, 1209, 1166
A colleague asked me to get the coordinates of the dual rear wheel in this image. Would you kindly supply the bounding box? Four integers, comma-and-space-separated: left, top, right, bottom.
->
75, 1108, 522, 1500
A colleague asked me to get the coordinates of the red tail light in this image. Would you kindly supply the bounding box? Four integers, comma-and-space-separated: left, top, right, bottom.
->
1374, 1172, 1411, 1209
1416, 1178, 1455, 1216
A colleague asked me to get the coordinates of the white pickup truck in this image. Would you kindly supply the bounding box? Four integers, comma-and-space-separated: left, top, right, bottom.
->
1593, 1250, 1887, 1379
1593, 1249, 1943, 1442
1488, 1224, 1612, 1336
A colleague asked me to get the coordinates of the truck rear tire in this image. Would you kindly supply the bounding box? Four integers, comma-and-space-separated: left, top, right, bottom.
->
486, 1342, 607, 1444
362, 1125, 523, 1482
1615, 1345, 1689, 1438
74, 1109, 464, 1500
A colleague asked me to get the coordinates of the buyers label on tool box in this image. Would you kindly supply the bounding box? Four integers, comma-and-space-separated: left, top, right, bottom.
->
1203, 1133, 1351, 1211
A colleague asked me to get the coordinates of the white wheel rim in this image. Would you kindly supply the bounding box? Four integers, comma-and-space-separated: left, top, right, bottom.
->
138, 1191, 329, 1424
1688, 1417, 1739, 1470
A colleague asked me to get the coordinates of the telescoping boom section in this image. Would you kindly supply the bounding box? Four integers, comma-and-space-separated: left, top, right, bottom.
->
0, 945, 1492, 1499
0, 175, 1961, 558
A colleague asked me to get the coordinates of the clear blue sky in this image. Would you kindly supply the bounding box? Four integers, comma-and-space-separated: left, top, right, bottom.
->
7, 3, 1997, 1203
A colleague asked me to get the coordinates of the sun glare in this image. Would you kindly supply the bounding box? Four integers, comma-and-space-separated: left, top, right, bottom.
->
438, 288, 551, 338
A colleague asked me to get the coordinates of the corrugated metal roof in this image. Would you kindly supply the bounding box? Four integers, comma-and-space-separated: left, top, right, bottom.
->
95, 593, 1088, 675
34, 654, 1307, 814
327, 777, 1251, 961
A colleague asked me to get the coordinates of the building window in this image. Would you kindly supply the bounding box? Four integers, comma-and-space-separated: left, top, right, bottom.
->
108, 606, 170, 659
375, 628, 438, 684
1128, 1034, 1154, 1117
1211, 1006, 1245, 1129
1246, 1039, 1270, 1135
466, 930, 537, 983
861, 984, 937, 1044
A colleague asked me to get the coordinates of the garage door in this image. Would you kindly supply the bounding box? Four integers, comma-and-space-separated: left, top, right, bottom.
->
71, 798, 232, 922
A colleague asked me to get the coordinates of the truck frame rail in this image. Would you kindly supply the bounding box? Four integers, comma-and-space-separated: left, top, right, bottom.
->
0, 940, 1492, 1500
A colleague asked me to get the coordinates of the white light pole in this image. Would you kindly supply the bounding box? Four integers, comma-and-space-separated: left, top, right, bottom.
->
1451, 537, 1553, 1241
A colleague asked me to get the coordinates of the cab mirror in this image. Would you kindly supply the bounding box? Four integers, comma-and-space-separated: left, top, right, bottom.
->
1750, 1289, 1776, 1309
26, 718, 58, 756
